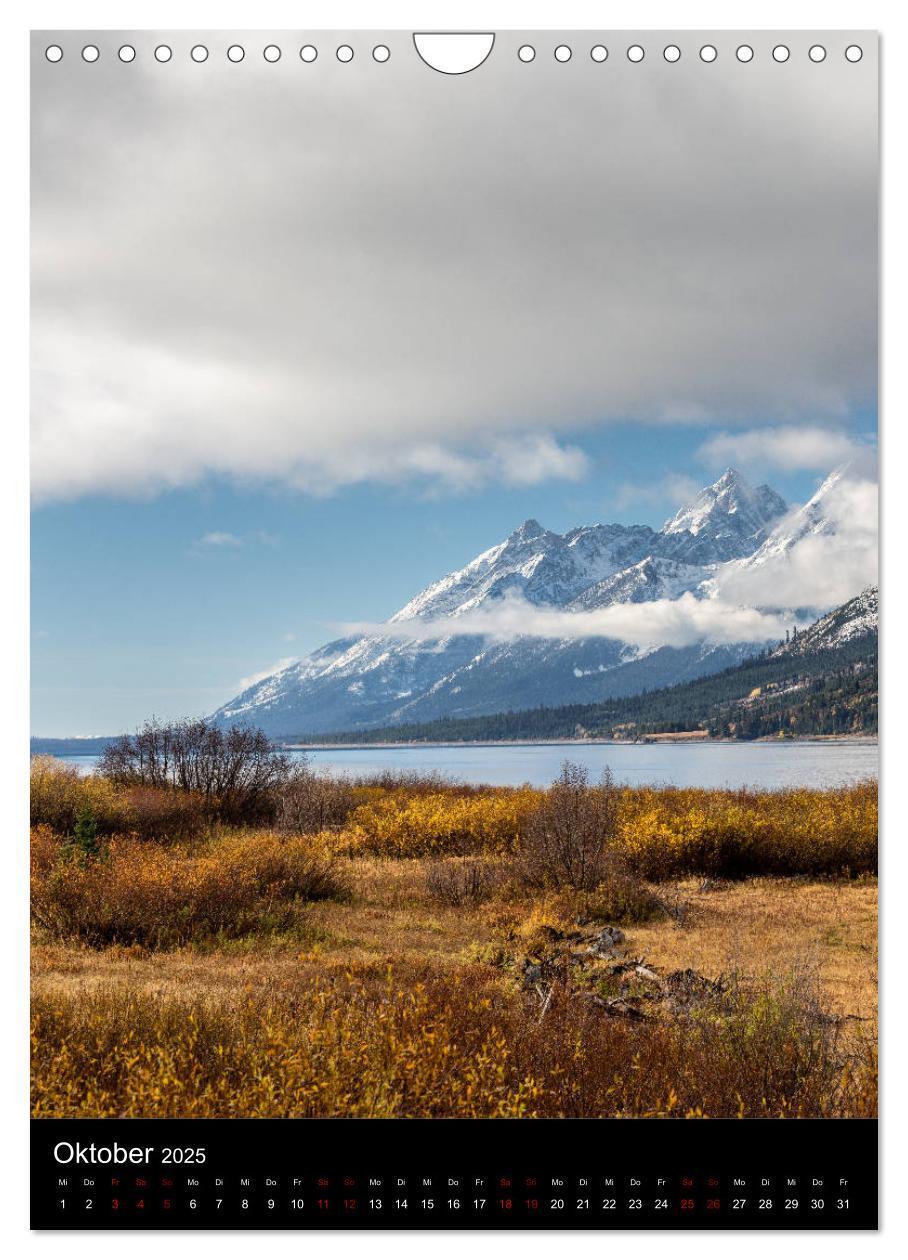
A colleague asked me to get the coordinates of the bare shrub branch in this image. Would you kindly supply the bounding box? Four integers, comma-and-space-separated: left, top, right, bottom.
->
518, 761, 621, 892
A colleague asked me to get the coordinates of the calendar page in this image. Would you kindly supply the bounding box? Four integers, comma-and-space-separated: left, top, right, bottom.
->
29, 29, 878, 1231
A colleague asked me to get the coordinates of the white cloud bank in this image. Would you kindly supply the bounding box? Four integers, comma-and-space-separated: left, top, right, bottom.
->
698, 426, 872, 474
341, 590, 791, 654
31, 35, 877, 502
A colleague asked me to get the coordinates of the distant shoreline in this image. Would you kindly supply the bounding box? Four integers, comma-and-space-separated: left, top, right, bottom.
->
32, 733, 879, 758
285, 735, 879, 751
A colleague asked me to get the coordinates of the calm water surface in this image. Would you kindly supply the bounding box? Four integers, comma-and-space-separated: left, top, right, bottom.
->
60, 741, 878, 790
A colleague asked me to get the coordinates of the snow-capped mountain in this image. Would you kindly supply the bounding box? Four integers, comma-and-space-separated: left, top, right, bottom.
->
212, 467, 865, 738
773, 586, 878, 657
389, 518, 657, 620
660, 471, 787, 563
728, 467, 844, 574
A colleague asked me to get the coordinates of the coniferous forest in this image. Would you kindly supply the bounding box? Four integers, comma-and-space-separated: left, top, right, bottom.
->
294, 632, 876, 745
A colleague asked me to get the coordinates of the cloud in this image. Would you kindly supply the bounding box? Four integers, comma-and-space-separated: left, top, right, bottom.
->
237, 657, 297, 692
698, 426, 870, 473
197, 531, 243, 548
341, 589, 790, 653
31, 36, 877, 502
489, 435, 590, 488
612, 474, 702, 514
280, 433, 589, 497
191, 529, 282, 553
715, 473, 878, 610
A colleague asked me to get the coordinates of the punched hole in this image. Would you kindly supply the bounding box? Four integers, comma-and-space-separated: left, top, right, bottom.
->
81, 45, 100, 62
627, 45, 645, 63
373, 45, 390, 62
190, 45, 208, 63
590, 45, 608, 63
337, 45, 354, 62
154, 45, 172, 63
300, 45, 318, 63
736, 45, 754, 62
554, 45, 572, 62
772, 45, 790, 62
227, 45, 245, 63
45, 45, 63, 62
118, 45, 136, 63
663, 45, 681, 62
517, 45, 535, 62
263, 45, 281, 63
845, 44, 863, 63
700, 45, 718, 62
809, 45, 827, 62
413, 33, 494, 74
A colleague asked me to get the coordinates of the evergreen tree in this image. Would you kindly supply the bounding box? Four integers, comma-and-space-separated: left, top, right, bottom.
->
62, 805, 103, 864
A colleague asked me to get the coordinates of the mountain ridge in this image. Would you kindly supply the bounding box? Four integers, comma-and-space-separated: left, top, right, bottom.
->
211, 468, 869, 737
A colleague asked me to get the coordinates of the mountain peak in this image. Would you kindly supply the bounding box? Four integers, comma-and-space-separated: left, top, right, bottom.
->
510, 518, 547, 542
658, 469, 787, 564
663, 469, 785, 536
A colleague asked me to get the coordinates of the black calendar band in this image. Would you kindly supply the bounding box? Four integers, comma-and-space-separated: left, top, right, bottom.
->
31, 1117, 878, 1230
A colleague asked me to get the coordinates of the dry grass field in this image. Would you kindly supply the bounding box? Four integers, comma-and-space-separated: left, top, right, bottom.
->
30, 757, 877, 1120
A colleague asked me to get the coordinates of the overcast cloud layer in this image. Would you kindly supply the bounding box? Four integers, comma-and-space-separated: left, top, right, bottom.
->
31, 31, 877, 502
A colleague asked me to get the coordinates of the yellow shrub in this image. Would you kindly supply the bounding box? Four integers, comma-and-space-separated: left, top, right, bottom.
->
615, 782, 877, 878
30, 828, 347, 948
30, 756, 213, 841
30, 756, 126, 835
335, 780, 876, 876
348, 788, 540, 857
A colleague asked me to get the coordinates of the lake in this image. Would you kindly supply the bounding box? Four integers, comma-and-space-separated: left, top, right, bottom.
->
59, 740, 878, 790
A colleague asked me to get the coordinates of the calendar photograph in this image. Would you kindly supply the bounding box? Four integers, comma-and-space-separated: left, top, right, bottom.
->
29, 26, 878, 1231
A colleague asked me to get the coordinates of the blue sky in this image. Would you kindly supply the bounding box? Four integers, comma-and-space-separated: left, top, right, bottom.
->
30, 420, 871, 735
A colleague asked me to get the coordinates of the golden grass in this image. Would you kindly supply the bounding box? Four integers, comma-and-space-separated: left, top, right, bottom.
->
31, 963, 876, 1120
30, 775, 878, 1120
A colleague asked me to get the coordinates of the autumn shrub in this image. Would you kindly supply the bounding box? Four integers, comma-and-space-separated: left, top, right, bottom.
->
350, 770, 466, 794
348, 787, 538, 857
214, 831, 348, 903
517, 762, 621, 891
31, 757, 214, 841
30, 756, 126, 835
616, 780, 877, 879
539, 880, 673, 927
99, 719, 294, 826
121, 786, 214, 840
425, 858, 501, 907
343, 775, 875, 877
31, 963, 876, 1119
30, 761, 877, 877
30, 829, 347, 948
275, 770, 357, 834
